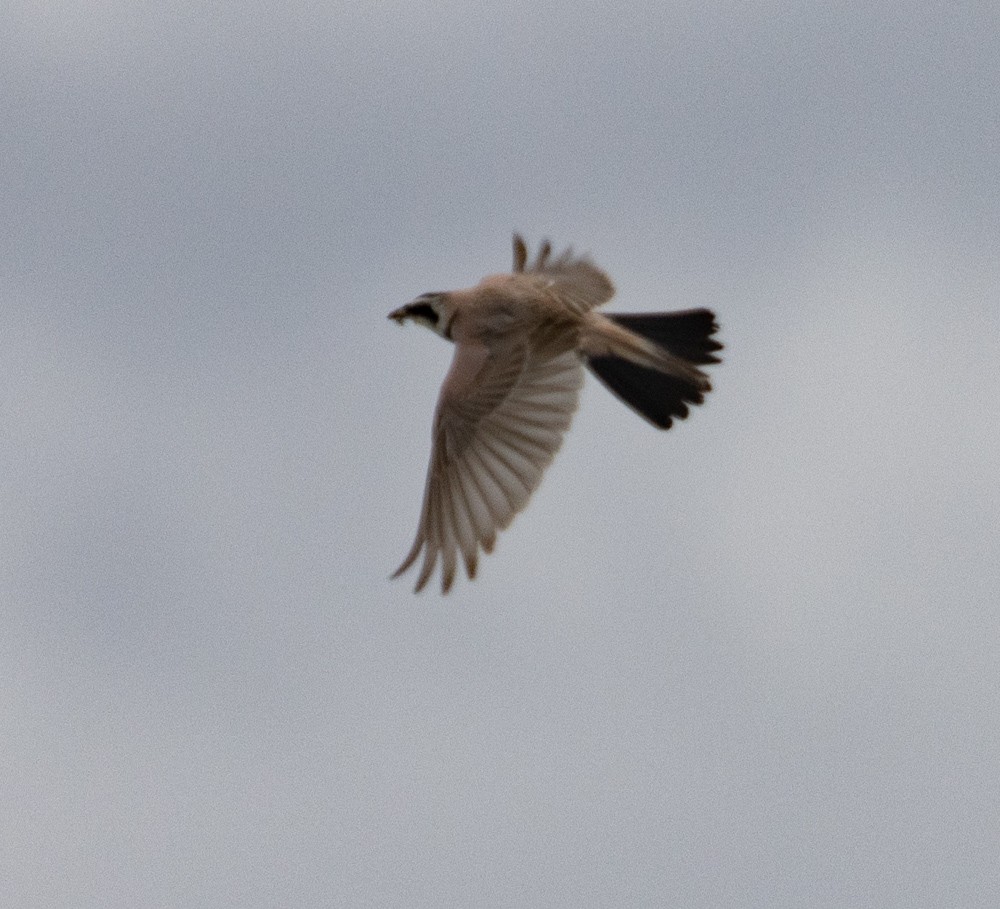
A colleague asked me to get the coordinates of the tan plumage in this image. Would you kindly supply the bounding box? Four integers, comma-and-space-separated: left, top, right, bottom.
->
389, 235, 722, 593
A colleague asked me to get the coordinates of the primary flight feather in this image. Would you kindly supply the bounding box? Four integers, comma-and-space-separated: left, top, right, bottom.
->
389, 235, 722, 593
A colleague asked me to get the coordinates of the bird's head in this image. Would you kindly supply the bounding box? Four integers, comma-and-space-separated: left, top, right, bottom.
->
388, 292, 454, 339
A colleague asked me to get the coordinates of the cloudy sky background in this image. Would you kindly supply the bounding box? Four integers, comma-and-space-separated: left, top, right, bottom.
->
4, 1, 999, 905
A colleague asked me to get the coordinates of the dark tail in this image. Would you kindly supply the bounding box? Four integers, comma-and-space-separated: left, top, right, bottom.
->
586, 309, 722, 430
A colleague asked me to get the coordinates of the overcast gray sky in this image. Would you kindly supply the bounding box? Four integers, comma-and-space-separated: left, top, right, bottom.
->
3, 1, 999, 906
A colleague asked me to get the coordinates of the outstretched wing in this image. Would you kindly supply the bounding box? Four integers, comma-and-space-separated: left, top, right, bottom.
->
393, 336, 584, 593
512, 233, 615, 313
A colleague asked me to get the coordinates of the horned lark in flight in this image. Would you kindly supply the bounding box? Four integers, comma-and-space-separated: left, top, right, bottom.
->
389, 235, 722, 593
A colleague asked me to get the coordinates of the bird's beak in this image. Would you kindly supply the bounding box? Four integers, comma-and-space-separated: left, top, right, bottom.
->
388, 305, 409, 324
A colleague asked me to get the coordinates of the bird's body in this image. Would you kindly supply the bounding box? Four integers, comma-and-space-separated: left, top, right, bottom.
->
389, 236, 722, 593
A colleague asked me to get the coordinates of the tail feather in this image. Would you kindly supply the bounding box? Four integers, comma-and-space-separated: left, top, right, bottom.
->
607, 310, 722, 364
586, 309, 722, 430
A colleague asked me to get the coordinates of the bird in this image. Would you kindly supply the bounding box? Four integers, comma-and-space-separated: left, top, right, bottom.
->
388, 234, 722, 593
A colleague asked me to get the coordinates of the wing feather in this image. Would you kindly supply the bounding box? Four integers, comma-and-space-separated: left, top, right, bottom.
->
394, 341, 583, 592
437, 460, 459, 592
515, 237, 615, 313
450, 463, 483, 577
459, 447, 505, 542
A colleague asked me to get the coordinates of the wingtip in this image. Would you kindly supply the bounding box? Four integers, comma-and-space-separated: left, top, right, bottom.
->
513, 233, 527, 273
536, 239, 552, 269
391, 536, 422, 583
415, 548, 437, 593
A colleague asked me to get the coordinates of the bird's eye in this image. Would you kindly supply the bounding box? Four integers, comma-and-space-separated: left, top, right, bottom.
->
408, 302, 439, 324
